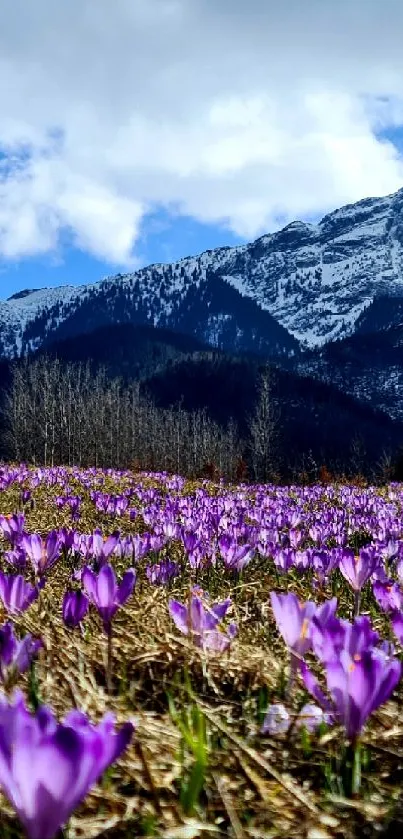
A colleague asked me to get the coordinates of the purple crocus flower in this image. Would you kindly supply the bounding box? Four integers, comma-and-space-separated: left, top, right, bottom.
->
0, 622, 42, 682
261, 702, 330, 736
274, 548, 297, 573
20, 531, 61, 576
315, 597, 339, 629
133, 533, 151, 561
149, 534, 166, 552
182, 530, 199, 553
270, 592, 316, 657
88, 530, 120, 566
0, 572, 42, 615
82, 564, 136, 632
115, 496, 129, 516
82, 563, 136, 694
161, 517, 180, 541
3, 547, 27, 570
339, 547, 379, 592
373, 580, 403, 614
0, 514, 25, 546
310, 614, 379, 666
69, 497, 82, 519
218, 534, 254, 572
270, 591, 315, 676
146, 560, 180, 585
270, 592, 338, 684
169, 589, 237, 652
62, 591, 89, 628
113, 536, 136, 561
311, 549, 339, 587
295, 703, 332, 733
0, 690, 134, 839
301, 646, 401, 740
261, 703, 290, 735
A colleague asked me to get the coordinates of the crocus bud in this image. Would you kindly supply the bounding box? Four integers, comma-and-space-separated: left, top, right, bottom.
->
82, 564, 136, 632
62, 590, 89, 628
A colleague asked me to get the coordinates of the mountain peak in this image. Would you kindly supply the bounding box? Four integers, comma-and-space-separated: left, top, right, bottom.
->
7, 288, 45, 302
284, 220, 317, 231
2, 186, 403, 357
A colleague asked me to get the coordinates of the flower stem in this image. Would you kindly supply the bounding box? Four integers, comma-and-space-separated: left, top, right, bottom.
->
353, 590, 361, 618
345, 739, 361, 797
351, 740, 361, 796
106, 625, 113, 694
28, 661, 40, 711
286, 653, 298, 695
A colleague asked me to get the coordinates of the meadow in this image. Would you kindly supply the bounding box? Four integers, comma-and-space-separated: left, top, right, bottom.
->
0, 465, 402, 838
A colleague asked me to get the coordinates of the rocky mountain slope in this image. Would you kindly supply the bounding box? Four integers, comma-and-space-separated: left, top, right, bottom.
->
290, 295, 403, 421
1, 186, 403, 359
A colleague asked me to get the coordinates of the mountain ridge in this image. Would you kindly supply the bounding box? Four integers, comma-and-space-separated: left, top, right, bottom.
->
1, 185, 403, 417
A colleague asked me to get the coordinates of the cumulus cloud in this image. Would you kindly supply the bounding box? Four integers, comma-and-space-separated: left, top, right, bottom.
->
0, 0, 403, 264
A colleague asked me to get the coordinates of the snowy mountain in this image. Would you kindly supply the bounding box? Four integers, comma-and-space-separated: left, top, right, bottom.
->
288, 295, 403, 422
1, 185, 403, 364
0, 285, 83, 356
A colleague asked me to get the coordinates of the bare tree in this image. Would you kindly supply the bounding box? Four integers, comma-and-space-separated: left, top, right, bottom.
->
5, 355, 249, 480
349, 432, 366, 478
248, 366, 280, 483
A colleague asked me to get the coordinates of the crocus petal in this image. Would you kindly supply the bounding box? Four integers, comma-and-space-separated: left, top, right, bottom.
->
14, 636, 42, 674
261, 704, 290, 735
81, 568, 97, 602
203, 598, 231, 630
391, 612, 403, 644
296, 703, 328, 733
168, 599, 190, 635
62, 591, 89, 628
270, 591, 316, 654
201, 628, 231, 653
95, 565, 117, 608
117, 569, 136, 606
189, 595, 205, 635
300, 661, 333, 715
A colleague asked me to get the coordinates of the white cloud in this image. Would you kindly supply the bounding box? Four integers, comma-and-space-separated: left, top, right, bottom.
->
0, 0, 403, 265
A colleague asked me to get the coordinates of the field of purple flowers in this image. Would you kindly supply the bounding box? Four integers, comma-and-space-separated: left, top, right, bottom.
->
0, 466, 402, 838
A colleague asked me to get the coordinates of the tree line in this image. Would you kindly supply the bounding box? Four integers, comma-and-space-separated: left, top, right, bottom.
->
1, 355, 397, 484
3, 356, 247, 479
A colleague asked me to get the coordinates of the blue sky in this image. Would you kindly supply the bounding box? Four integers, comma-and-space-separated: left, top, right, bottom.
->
1, 0, 403, 300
